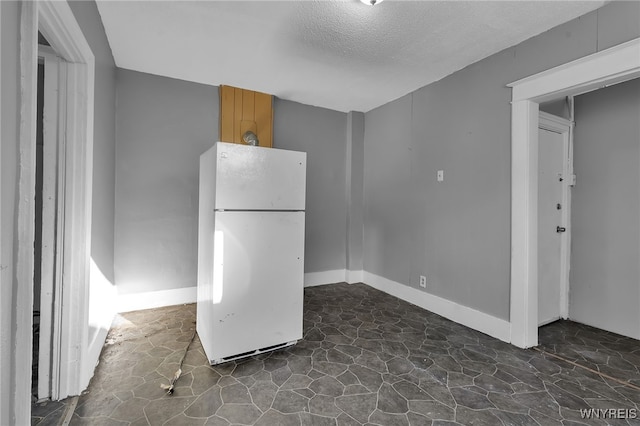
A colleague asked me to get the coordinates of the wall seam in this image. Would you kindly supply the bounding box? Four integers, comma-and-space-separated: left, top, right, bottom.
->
408, 93, 415, 288
345, 112, 353, 273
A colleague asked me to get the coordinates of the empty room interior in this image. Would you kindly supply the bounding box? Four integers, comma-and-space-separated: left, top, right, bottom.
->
1, 0, 639, 425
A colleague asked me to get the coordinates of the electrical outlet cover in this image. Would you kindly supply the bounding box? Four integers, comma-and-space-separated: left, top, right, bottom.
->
419, 276, 427, 288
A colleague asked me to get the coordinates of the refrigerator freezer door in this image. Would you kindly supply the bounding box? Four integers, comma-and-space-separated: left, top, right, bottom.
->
209, 211, 304, 361
213, 142, 306, 211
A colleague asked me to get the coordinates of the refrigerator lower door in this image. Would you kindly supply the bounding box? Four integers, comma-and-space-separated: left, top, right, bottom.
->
208, 210, 304, 363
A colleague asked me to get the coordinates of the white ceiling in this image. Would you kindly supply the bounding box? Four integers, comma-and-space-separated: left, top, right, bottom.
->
96, 0, 607, 113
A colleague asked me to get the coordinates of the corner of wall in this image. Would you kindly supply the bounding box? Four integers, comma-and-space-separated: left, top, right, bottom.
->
304, 270, 347, 287
117, 286, 197, 313
345, 112, 365, 274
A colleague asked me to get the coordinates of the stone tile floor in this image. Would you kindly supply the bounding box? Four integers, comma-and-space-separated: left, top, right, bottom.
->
31, 398, 70, 426
538, 320, 640, 389
32, 283, 639, 425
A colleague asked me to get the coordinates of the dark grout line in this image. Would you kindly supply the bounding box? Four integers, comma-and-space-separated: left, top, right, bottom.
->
533, 347, 640, 391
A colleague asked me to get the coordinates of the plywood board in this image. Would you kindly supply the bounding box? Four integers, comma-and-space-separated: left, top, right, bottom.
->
219, 85, 273, 147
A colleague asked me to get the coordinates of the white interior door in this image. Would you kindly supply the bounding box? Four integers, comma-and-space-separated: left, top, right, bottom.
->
538, 127, 563, 325
538, 112, 572, 326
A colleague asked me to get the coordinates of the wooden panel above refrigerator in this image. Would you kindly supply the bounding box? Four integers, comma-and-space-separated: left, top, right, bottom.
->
220, 85, 273, 148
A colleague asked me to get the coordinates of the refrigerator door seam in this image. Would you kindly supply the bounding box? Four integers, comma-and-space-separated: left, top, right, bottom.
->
215, 209, 304, 213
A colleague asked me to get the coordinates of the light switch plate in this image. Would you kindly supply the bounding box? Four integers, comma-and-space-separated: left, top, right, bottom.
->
437, 170, 444, 182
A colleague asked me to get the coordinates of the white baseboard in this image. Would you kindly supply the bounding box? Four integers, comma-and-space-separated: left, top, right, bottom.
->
362, 271, 511, 343
304, 269, 347, 287
83, 326, 109, 388
304, 269, 364, 287
117, 269, 360, 312
117, 286, 197, 313
115, 272, 510, 344
346, 269, 364, 284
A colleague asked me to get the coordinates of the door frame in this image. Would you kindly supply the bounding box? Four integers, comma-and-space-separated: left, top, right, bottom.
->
36, 45, 67, 401
508, 37, 640, 348
538, 111, 573, 324
16, 0, 94, 416
0, 3, 5, 423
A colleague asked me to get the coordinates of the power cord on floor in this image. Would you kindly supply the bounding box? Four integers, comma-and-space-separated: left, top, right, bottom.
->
161, 329, 197, 395
58, 396, 78, 426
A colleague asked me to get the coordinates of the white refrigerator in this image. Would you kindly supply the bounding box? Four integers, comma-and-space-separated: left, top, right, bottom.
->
197, 142, 306, 364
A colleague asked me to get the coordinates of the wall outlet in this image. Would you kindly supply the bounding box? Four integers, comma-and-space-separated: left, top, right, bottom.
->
419, 275, 427, 288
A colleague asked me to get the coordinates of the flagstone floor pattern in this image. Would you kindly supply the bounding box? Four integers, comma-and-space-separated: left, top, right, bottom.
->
32, 282, 639, 425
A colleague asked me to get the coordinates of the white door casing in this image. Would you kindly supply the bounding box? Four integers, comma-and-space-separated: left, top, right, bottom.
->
15, 2, 39, 419
508, 37, 640, 348
36, 45, 66, 401
537, 112, 573, 326
16, 0, 94, 420
0, 4, 4, 421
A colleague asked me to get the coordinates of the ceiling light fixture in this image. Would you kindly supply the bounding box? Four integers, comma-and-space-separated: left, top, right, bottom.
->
360, 0, 384, 5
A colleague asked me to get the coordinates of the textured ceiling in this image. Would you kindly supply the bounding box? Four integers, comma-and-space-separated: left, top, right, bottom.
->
96, 0, 607, 112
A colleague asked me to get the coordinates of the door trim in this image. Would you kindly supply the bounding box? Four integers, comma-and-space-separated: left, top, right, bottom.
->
15, 2, 39, 418
16, 0, 94, 417
507, 37, 640, 348
36, 45, 65, 401
0, 4, 4, 421
538, 111, 573, 323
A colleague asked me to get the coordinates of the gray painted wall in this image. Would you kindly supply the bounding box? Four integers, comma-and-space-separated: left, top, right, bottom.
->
114, 69, 218, 295
69, 0, 117, 286
68, 0, 118, 352
274, 99, 349, 274
363, 1, 640, 321
570, 78, 640, 339
364, 95, 413, 285
346, 112, 365, 273
114, 80, 353, 295
540, 98, 571, 120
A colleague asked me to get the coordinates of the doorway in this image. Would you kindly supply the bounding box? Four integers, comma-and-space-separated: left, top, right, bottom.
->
508, 37, 640, 348
537, 112, 572, 327
14, 1, 96, 419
